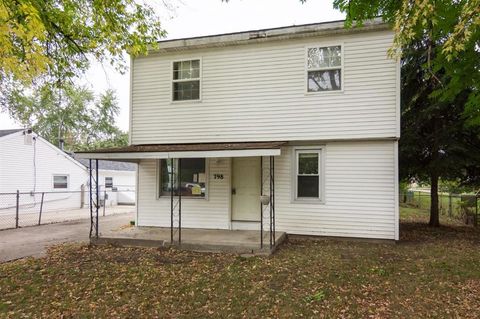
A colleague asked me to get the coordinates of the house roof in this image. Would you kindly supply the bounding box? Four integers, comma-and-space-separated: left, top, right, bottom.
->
76, 158, 137, 171
0, 129, 23, 138
76, 141, 286, 160
152, 18, 388, 52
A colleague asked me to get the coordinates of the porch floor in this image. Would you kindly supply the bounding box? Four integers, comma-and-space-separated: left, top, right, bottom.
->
92, 226, 286, 255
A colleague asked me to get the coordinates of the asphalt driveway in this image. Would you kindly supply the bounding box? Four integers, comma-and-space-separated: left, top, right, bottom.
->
0, 213, 133, 262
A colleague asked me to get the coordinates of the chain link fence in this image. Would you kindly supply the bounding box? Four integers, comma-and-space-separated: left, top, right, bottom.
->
400, 191, 479, 225
0, 186, 136, 230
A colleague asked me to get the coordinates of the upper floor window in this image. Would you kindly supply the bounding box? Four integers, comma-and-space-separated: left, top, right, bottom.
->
307, 46, 342, 92
172, 59, 200, 101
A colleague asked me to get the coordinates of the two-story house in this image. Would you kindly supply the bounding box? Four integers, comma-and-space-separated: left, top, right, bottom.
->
80, 18, 400, 245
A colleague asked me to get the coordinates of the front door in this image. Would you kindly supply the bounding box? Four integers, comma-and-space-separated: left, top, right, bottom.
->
231, 157, 261, 221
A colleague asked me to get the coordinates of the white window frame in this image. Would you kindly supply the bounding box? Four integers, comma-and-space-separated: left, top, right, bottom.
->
305, 44, 344, 94
171, 58, 202, 103
52, 174, 69, 190
292, 147, 325, 203
156, 158, 209, 200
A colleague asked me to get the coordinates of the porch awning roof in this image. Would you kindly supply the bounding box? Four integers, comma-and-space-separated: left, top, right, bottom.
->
76, 141, 286, 160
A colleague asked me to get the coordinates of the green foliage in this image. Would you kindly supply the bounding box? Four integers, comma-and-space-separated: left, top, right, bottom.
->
305, 290, 326, 302
0, 0, 164, 83
0, 0, 165, 116
7, 83, 128, 151
333, 0, 480, 125
399, 42, 480, 187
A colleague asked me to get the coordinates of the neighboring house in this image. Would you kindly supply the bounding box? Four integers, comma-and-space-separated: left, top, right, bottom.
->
0, 129, 136, 211
80, 19, 400, 240
76, 159, 136, 205
0, 129, 88, 211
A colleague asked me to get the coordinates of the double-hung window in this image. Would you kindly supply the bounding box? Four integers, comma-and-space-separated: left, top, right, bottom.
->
172, 59, 200, 101
306, 45, 342, 92
295, 150, 322, 200
159, 158, 207, 198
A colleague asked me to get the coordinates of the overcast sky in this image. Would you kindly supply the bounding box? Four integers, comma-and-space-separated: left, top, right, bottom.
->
0, 0, 344, 131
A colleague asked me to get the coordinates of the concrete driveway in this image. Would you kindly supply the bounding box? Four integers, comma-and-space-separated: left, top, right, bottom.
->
0, 213, 133, 263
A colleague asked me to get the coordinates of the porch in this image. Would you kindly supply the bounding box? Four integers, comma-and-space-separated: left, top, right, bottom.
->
77, 141, 286, 254
92, 226, 286, 255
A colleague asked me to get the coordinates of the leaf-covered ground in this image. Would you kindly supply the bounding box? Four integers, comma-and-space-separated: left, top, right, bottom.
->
1, 207, 479, 318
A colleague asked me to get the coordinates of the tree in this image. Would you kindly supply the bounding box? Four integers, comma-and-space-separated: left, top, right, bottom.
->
332, 0, 480, 226
0, 0, 165, 110
7, 83, 128, 151
333, 0, 480, 124
400, 42, 480, 226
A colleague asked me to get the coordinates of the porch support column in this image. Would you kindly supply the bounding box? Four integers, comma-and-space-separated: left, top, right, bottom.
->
272, 156, 275, 245
260, 156, 263, 249
269, 156, 273, 248
178, 158, 182, 245
170, 158, 174, 244
89, 159, 99, 239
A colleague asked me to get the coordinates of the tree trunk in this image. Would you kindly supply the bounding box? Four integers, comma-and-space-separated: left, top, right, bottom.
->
429, 172, 440, 227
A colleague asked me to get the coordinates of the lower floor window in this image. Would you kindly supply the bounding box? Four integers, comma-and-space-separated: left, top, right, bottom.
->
53, 175, 68, 189
159, 158, 206, 197
295, 150, 322, 199
105, 177, 113, 188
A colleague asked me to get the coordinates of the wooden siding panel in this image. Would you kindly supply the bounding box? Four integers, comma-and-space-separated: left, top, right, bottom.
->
131, 30, 398, 144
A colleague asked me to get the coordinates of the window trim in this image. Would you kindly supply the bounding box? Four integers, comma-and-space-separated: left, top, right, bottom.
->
156, 158, 209, 200
170, 57, 202, 103
292, 146, 325, 203
52, 174, 69, 190
304, 44, 344, 94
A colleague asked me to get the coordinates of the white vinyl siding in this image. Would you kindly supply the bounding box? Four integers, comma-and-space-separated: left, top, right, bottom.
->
137, 157, 230, 229
131, 30, 398, 144
136, 141, 397, 240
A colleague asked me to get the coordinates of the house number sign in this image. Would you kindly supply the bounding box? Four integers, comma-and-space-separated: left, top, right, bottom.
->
214, 174, 224, 180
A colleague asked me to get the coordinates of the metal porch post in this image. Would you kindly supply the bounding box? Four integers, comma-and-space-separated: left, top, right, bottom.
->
170, 158, 174, 243
89, 159, 93, 238
260, 156, 263, 249
272, 156, 275, 245
269, 156, 273, 248
95, 159, 99, 238
178, 158, 182, 244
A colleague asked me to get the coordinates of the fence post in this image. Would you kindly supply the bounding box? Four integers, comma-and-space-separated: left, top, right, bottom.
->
103, 189, 106, 217
38, 192, 45, 225
15, 190, 19, 228
448, 193, 452, 217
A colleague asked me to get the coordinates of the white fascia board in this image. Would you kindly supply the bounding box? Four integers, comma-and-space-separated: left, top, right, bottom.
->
77, 148, 281, 160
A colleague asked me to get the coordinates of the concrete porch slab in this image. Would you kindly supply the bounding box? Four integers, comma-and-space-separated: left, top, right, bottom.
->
92, 226, 286, 255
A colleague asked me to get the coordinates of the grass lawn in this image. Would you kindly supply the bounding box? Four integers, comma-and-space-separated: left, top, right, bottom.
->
1, 206, 480, 318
